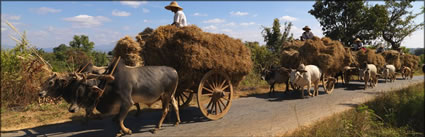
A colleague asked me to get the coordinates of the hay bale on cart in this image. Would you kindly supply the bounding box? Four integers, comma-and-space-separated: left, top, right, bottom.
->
354, 49, 386, 70
138, 25, 252, 120
113, 36, 143, 66
380, 50, 401, 70
400, 53, 420, 70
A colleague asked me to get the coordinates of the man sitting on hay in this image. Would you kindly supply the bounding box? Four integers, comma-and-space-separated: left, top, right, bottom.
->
165, 1, 187, 27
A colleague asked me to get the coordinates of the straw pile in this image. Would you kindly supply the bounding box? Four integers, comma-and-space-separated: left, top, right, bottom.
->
380, 50, 401, 70
139, 25, 252, 88
401, 53, 420, 70
281, 37, 355, 76
354, 49, 386, 69
113, 36, 143, 66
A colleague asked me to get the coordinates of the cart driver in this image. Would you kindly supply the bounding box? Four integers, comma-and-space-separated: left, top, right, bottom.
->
165, 1, 187, 27
300, 26, 314, 41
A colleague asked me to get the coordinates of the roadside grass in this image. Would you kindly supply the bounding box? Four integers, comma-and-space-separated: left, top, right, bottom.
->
283, 82, 424, 137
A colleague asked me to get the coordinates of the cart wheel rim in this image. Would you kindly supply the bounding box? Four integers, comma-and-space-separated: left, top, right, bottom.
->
175, 89, 193, 108
197, 70, 233, 120
325, 78, 335, 94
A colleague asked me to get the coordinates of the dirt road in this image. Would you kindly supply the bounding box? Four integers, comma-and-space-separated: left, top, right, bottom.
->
2, 76, 423, 137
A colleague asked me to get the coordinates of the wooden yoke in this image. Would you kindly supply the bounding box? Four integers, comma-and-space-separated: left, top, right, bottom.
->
77, 62, 90, 73
95, 56, 121, 104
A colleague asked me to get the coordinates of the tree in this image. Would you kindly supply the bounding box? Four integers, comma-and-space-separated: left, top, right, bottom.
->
309, 0, 379, 46
381, 0, 424, 50
53, 44, 69, 60
69, 35, 94, 52
245, 41, 274, 72
414, 48, 424, 56
262, 18, 282, 54
262, 19, 294, 55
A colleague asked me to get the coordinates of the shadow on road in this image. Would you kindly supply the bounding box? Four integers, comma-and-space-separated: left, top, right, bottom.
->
1, 107, 209, 137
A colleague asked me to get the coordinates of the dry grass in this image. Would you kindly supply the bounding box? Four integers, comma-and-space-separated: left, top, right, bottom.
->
140, 25, 252, 89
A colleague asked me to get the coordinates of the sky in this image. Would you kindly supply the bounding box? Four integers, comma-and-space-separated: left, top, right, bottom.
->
1, 1, 424, 52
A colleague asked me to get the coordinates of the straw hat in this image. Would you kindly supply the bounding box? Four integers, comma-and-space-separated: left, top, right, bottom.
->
355, 38, 361, 42
302, 26, 311, 31
165, 1, 183, 11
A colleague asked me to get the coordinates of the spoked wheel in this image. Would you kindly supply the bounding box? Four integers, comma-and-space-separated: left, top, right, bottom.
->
175, 89, 194, 108
197, 70, 233, 120
323, 76, 336, 94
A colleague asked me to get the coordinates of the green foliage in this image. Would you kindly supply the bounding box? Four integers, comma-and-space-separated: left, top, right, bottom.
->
1, 32, 51, 108
262, 18, 293, 55
400, 46, 410, 54
413, 48, 424, 56
309, 0, 424, 49
69, 35, 94, 52
382, 0, 425, 50
309, 0, 380, 46
47, 35, 110, 72
245, 41, 275, 71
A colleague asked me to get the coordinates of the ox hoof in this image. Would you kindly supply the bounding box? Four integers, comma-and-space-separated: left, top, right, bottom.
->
174, 122, 180, 126
150, 128, 160, 134
120, 128, 132, 135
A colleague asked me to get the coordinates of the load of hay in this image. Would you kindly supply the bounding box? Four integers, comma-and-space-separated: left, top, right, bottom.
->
280, 40, 305, 69
281, 37, 356, 76
138, 25, 252, 89
380, 50, 401, 70
400, 53, 420, 70
113, 36, 143, 66
354, 49, 386, 69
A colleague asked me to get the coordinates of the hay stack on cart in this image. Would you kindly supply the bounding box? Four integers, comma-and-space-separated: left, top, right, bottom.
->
280, 37, 355, 93
380, 50, 401, 70
137, 25, 252, 120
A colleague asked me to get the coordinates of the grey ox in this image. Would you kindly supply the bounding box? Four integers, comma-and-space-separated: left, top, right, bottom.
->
68, 58, 181, 135
260, 66, 291, 96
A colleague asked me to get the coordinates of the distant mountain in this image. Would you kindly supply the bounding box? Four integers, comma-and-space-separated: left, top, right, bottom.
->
40, 47, 54, 52
94, 42, 115, 53
1, 45, 15, 50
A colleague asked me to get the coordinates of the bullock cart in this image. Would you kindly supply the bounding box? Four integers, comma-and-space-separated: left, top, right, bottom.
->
137, 25, 252, 120
280, 37, 358, 94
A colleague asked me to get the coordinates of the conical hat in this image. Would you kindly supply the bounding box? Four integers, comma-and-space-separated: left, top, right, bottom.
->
302, 26, 311, 31
355, 38, 361, 42
165, 1, 183, 11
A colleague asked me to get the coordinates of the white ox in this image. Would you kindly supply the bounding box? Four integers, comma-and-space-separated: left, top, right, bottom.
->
381, 64, 396, 82
289, 64, 322, 98
363, 64, 378, 89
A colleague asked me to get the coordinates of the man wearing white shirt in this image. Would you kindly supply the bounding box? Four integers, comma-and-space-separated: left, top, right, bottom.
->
165, 1, 187, 27
300, 26, 314, 41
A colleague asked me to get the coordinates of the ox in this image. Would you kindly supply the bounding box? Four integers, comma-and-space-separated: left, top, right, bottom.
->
260, 66, 291, 96
381, 64, 396, 82
68, 59, 181, 135
288, 64, 322, 98
401, 66, 413, 80
361, 63, 378, 90
39, 63, 142, 122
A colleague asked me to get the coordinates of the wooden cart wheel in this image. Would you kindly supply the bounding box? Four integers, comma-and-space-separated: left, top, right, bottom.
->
197, 70, 233, 120
323, 77, 336, 94
175, 89, 193, 108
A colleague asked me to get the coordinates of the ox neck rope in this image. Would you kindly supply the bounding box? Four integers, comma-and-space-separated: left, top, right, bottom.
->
94, 56, 121, 107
